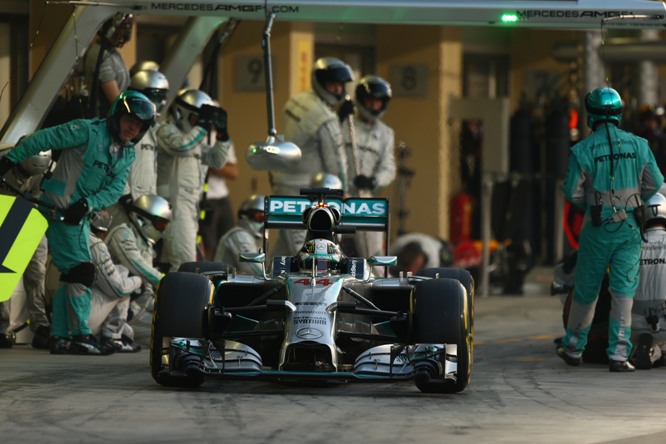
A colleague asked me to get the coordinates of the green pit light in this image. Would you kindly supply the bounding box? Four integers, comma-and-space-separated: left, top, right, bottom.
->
501, 13, 519, 23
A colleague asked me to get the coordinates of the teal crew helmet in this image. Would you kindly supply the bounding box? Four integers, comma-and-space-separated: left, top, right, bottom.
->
585, 87, 623, 130
107, 90, 156, 144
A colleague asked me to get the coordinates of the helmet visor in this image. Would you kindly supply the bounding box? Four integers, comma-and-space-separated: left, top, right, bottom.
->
323, 66, 353, 83
152, 217, 169, 232
247, 211, 265, 223
121, 96, 155, 122
142, 88, 168, 107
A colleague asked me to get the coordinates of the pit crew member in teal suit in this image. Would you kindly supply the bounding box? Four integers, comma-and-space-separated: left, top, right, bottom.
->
558, 87, 663, 372
0, 90, 156, 355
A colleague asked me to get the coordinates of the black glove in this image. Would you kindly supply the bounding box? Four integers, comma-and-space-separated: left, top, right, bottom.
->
213, 107, 229, 142
337, 99, 354, 123
197, 104, 216, 129
63, 198, 89, 225
0, 156, 16, 178
354, 175, 377, 190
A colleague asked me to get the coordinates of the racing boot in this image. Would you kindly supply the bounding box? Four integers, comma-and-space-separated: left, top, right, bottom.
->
0, 331, 16, 348
608, 359, 635, 372
101, 335, 141, 353
118, 335, 142, 353
31, 325, 51, 350
632, 333, 655, 370
49, 336, 71, 354
654, 351, 666, 368
556, 346, 581, 367
69, 334, 103, 355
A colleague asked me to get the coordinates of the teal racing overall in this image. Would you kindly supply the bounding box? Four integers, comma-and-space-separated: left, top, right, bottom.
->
561, 122, 663, 361
6, 119, 135, 338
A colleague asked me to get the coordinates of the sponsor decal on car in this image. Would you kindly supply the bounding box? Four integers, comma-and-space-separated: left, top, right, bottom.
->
268, 197, 387, 217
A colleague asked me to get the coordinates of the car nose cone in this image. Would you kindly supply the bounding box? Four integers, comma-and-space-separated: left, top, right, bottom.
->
296, 327, 323, 340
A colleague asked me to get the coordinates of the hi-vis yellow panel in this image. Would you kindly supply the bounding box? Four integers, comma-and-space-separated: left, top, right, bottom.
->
0, 195, 48, 302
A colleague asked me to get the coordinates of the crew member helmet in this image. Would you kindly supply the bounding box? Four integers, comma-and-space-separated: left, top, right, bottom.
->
310, 173, 343, 191
312, 57, 353, 108
129, 60, 160, 78
355, 75, 392, 121
126, 194, 172, 244
170, 89, 214, 132
585, 87, 623, 130
298, 238, 344, 274
129, 69, 169, 113
107, 90, 156, 144
238, 195, 266, 239
90, 210, 113, 233
18, 150, 52, 177
646, 192, 666, 228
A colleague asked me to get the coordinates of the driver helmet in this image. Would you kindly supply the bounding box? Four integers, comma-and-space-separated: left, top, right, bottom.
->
98, 13, 133, 48
298, 238, 344, 274
311, 57, 354, 108
90, 209, 113, 233
107, 90, 156, 144
18, 150, 52, 177
646, 192, 666, 229
129, 69, 169, 114
585, 87, 623, 130
238, 195, 266, 239
126, 194, 172, 244
355, 75, 392, 121
170, 89, 214, 132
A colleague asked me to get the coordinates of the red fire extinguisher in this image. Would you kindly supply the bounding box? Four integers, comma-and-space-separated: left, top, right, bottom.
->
450, 192, 473, 245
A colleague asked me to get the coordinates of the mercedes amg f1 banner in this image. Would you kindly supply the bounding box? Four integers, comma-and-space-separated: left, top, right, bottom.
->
0, 195, 48, 302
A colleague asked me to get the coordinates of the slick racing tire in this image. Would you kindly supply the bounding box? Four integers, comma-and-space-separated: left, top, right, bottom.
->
417, 267, 475, 359
151, 272, 212, 388
178, 261, 230, 274
412, 278, 471, 394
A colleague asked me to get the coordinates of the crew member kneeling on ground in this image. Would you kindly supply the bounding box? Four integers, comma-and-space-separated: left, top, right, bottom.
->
631, 192, 666, 369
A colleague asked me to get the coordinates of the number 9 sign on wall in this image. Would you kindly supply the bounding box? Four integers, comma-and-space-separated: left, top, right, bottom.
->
234, 55, 277, 92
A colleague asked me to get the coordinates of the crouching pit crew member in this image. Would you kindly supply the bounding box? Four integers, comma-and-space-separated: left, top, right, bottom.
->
0, 90, 156, 355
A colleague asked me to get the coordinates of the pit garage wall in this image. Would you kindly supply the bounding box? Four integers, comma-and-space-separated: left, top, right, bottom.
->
376, 26, 463, 240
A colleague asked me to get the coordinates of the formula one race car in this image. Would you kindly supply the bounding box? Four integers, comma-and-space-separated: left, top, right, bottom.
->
150, 188, 474, 394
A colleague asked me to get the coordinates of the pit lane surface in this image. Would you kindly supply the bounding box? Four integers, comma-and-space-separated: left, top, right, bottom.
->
1, 290, 664, 444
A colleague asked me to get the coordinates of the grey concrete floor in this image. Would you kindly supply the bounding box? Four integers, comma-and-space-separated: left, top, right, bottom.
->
1, 267, 664, 444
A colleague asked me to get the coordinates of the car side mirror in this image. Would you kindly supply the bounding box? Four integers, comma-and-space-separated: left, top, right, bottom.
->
240, 252, 266, 263
368, 256, 397, 266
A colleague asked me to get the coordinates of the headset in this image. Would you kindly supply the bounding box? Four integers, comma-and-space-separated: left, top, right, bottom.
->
99, 13, 133, 46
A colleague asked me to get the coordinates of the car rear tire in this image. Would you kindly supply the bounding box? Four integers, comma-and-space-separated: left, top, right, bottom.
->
412, 278, 471, 394
150, 272, 212, 387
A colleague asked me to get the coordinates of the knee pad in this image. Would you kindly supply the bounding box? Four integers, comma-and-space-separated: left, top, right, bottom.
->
60, 262, 96, 287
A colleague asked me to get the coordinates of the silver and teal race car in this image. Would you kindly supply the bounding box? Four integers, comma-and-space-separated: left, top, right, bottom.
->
150, 188, 474, 394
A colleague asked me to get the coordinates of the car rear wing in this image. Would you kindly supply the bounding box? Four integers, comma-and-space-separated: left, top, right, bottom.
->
265, 195, 390, 233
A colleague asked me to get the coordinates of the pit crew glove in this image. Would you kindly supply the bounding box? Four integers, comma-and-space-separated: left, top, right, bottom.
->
354, 175, 377, 191
213, 107, 230, 142
337, 99, 354, 123
0, 156, 16, 178
196, 104, 216, 130
63, 198, 89, 225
